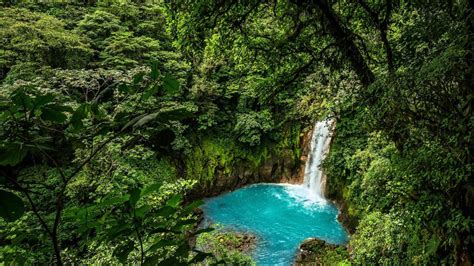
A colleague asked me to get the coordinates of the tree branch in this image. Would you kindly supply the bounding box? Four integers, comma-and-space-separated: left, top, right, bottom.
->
357, 0, 394, 73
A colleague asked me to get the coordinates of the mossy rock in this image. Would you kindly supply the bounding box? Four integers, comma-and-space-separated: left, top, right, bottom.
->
196, 228, 257, 265
294, 238, 350, 266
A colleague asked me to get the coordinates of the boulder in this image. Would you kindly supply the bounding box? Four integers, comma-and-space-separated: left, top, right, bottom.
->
294, 238, 341, 265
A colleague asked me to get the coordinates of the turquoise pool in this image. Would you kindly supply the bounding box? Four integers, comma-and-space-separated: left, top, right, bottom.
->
201, 183, 348, 265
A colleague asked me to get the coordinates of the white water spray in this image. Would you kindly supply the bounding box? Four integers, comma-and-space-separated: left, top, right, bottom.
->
303, 119, 335, 201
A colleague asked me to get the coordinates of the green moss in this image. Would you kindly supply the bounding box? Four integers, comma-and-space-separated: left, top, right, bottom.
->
274, 123, 301, 160
184, 124, 302, 191
296, 239, 350, 266
185, 137, 269, 183
185, 138, 231, 182
196, 226, 257, 265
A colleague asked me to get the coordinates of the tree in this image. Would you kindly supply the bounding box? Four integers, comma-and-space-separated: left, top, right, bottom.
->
0, 8, 92, 79
0, 65, 198, 265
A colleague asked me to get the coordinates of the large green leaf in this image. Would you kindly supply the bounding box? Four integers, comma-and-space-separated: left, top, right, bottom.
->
121, 113, 147, 131
0, 190, 25, 222
135, 205, 151, 218
150, 61, 160, 81
133, 112, 159, 129
70, 103, 89, 129
174, 241, 191, 258
106, 223, 133, 239
133, 72, 146, 85
11, 91, 33, 110
162, 75, 180, 95
156, 206, 177, 217
96, 194, 130, 208
166, 195, 182, 208
128, 188, 141, 207
32, 94, 54, 111
125, 107, 192, 131
141, 84, 160, 101
140, 183, 162, 197
41, 107, 67, 123
0, 143, 28, 166
156, 107, 193, 121
118, 83, 131, 93
46, 104, 74, 113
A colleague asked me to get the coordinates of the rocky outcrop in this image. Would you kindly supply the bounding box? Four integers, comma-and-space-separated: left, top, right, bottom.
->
333, 200, 357, 235
225, 232, 257, 253
294, 238, 348, 265
193, 151, 296, 198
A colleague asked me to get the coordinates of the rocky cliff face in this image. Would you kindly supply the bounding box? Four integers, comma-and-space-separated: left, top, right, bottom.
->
283, 128, 313, 185
187, 128, 314, 199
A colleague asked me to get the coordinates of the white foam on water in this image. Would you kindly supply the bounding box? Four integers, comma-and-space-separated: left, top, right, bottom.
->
282, 184, 327, 208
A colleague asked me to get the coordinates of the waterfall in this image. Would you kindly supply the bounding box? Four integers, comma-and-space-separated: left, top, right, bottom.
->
303, 119, 334, 201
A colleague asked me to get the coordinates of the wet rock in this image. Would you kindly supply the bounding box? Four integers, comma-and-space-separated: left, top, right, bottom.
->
232, 232, 257, 253
292, 129, 314, 184
258, 158, 275, 180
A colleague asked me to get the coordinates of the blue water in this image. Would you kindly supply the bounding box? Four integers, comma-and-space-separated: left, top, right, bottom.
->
201, 183, 348, 265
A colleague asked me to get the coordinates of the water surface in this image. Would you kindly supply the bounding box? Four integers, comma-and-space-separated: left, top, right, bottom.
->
201, 183, 348, 265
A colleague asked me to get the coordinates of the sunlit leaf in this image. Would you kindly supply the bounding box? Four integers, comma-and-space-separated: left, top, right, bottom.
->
133, 112, 159, 128
140, 183, 162, 197
166, 195, 182, 208
121, 113, 147, 131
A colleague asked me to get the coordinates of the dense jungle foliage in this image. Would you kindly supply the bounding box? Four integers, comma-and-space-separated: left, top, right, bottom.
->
0, 0, 472, 265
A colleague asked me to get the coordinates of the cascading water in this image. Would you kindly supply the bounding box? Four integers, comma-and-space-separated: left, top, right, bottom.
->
201, 118, 347, 265
303, 119, 335, 201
